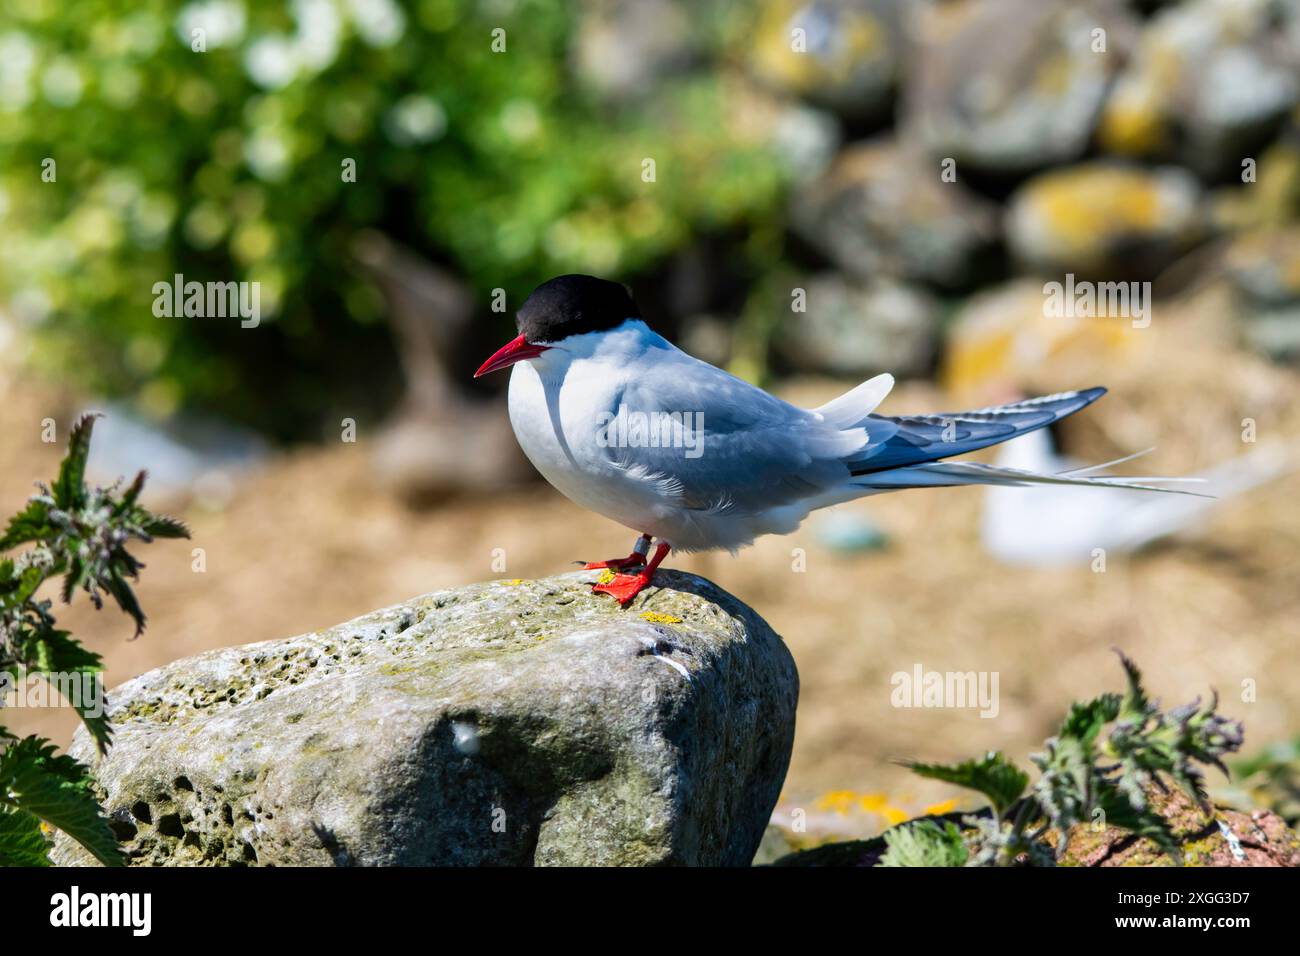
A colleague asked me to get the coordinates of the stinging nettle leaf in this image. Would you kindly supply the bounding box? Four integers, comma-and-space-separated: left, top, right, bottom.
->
1114, 648, 1151, 718
1097, 786, 1180, 860
0, 498, 54, 551
1060, 694, 1122, 743
905, 751, 1029, 819
0, 735, 124, 866
0, 806, 53, 867
140, 514, 191, 540
879, 819, 969, 868
103, 571, 147, 637
51, 413, 100, 511
114, 471, 146, 515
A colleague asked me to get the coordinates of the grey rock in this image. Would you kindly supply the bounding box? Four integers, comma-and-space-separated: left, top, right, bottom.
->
904, 0, 1138, 173
790, 137, 999, 289
52, 571, 798, 867
1098, 0, 1300, 177
748, 0, 905, 121
1225, 227, 1300, 307
778, 272, 939, 377
768, 103, 843, 184
1227, 230, 1300, 361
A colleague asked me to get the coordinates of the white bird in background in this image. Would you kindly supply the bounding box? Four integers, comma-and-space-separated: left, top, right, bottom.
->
982, 427, 1290, 566
476, 275, 1199, 605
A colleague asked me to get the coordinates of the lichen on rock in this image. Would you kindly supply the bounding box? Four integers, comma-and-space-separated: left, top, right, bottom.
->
52, 570, 799, 867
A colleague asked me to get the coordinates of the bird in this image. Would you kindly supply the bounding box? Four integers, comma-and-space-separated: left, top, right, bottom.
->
475, 274, 1199, 605
981, 427, 1289, 566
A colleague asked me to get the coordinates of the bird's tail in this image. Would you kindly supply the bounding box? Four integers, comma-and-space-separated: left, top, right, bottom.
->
854, 457, 1210, 496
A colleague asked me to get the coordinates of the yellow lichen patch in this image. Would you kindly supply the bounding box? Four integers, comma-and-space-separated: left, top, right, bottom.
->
923, 798, 959, 816
814, 789, 860, 815
858, 792, 889, 813
751, 0, 883, 93
502, 578, 524, 586
860, 793, 910, 825
941, 280, 1137, 397
812, 789, 914, 825
596, 569, 617, 585
640, 611, 683, 625
1098, 80, 1166, 156
880, 804, 910, 826
1032, 166, 1164, 255
1213, 144, 1300, 231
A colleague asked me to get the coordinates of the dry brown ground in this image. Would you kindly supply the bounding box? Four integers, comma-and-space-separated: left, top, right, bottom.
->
4, 301, 1298, 838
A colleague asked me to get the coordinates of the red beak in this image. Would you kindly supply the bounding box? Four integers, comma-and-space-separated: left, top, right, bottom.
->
474, 333, 550, 378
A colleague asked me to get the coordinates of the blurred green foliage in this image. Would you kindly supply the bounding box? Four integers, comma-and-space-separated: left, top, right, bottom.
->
0, 0, 788, 438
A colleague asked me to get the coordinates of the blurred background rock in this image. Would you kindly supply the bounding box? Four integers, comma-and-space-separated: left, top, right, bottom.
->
1, 0, 1298, 845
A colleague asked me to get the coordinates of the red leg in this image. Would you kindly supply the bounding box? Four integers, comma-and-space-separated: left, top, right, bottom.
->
592, 542, 671, 606
580, 533, 652, 571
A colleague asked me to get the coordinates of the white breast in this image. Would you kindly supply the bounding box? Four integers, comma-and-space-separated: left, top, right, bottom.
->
507, 326, 676, 537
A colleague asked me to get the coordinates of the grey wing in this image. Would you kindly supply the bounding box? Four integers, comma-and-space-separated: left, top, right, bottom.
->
609, 352, 874, 515
849, 388, 1106, 475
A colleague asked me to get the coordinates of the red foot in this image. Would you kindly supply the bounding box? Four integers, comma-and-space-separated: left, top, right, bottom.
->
590, 542, 671, 606
592, 571, 654, 605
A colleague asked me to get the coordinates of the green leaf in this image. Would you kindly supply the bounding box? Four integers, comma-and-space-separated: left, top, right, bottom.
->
114, 471, 146, 515
0, 735, 124, 867
51, 414, 99, 511
0, 562, 48, 608
0, 806, 52, 866
60, 556, 90, 606
1097, 785, 1180, 861
905, 751, 1030, 819
879, 820, 969, 867
24, 626, 102, 675
1060, 694, 1122, 743
75, 709, 112, 758
103, 571, 146, 637
0, 498, 53, 550
19, 630, 111, 755
1115, 649, 1150, 718
139, 513, 190, 539
1032, 734, 1094, 836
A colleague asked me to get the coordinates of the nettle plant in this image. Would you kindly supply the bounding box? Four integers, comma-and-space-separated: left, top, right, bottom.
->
0, 415, 187, 866
882, 653, 1244, 866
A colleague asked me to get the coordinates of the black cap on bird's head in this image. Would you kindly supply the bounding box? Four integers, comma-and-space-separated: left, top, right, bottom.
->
516, 274, 640, 344
475, 274, 641, 377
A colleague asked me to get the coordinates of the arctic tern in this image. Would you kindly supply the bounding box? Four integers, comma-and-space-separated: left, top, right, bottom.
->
476, 275, 1196, 605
